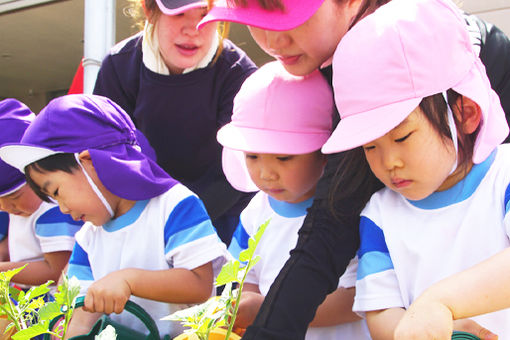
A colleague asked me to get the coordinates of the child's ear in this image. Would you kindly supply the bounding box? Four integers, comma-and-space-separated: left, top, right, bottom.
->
78, 150, 92, 163
454, 96, 482, 135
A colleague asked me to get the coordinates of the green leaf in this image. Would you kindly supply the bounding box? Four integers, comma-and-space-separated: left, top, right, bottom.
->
0, 265, 27, 282
11, 322, 48, 340
215, 261, 240, 286
24, 281, 52, 301
38, 301, 62, 321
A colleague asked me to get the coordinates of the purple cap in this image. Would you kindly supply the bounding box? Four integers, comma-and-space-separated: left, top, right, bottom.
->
0, 94, 177, 201
0, 99, 35, 197
155, 0, 206, 15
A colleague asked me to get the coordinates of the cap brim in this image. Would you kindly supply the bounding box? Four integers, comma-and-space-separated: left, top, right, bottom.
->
198, 0, 324, 31
218, 123, 329, 155
0, 144, 61, 173
0, 181, 26, 198
322, 98, 422, 154
155, 0, 206, 15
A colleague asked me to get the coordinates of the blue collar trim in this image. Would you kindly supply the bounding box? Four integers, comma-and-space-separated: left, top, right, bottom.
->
103, 199, 149, 232
408, 150, 496, 209
268, 196, 314, 218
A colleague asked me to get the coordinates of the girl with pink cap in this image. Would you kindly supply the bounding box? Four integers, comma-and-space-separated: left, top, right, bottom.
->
93, 0, 257, 246
320, 0, 509, 338
218, 61, 371, 339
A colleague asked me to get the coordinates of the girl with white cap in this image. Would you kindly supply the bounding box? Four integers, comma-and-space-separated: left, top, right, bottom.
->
320, 0, 510, 338
217, 61, 370, 339
0, 94, 228, 338
93, 0, 257, 246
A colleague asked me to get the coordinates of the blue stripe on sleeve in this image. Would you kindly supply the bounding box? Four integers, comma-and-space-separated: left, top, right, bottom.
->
505, 182, 510, 214
35, 207, 83, 237
163, 195, 212, 244
227, 222, 249, 260
68, 242, 93, 281
0, 212, 9, 241
37, 206, 83, 226
165, 220, 216, 254
357, 216, 394, 280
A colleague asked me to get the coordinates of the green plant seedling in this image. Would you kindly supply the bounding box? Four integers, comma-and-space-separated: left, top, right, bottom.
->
164, 218, 270, 340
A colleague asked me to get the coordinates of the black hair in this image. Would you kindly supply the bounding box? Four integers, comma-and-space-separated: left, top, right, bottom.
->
329, 91, 479, 218
24, 153, 79, 203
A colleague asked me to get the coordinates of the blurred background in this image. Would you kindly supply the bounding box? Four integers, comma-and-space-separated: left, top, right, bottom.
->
0, 0, 509, 112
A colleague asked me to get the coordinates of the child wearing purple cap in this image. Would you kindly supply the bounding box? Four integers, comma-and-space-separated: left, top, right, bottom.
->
0, 94, 228, 338
93, 0, 257, 246
217, 61, 370, 339
319, 0, 510, 338
0, 99, 82, 287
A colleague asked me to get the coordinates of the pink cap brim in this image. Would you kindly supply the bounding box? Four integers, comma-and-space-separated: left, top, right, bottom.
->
198, 0, 325, 31
155, 0, 206, 16
322, 98, 422, 154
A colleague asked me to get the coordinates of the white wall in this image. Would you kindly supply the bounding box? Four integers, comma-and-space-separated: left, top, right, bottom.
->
461, 0, 510, 37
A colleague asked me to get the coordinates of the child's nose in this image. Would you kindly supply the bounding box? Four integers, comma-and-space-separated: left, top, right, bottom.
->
381, 150, 403, 170
58, 201, 71, 215
259, 166, 277, 181
265, 30, 291, 52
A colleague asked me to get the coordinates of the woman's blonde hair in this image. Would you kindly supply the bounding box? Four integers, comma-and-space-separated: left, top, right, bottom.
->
126, 0, 229, 62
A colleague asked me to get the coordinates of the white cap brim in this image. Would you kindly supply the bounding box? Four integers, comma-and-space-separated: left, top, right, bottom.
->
0, 144, 60, 173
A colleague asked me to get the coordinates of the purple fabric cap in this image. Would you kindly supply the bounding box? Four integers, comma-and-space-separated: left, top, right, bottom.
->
0, 94, 177, 201
0, 99, 35, 197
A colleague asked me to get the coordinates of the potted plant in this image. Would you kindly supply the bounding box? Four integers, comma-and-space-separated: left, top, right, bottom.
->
164, 219, 270, 340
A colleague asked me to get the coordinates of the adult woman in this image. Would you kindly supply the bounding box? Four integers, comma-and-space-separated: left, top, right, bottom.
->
199, 0, 510, 339
93, 0, 257, 245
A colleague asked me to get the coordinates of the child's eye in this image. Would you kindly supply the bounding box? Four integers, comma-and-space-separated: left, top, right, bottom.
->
363, 145, 375, 151
245, 154, 258, 160
276, 156, 293, 161
395, 132, 412, 143
52, 189, 59, 198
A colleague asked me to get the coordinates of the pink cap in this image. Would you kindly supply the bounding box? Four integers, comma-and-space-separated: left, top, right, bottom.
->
322, 0, 508, 164
198, 0, 325, 31
218, 61, 333, 192
155, 0, 206, 15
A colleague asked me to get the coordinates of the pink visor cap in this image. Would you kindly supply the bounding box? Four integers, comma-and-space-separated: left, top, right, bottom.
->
198, 0, 325, 31
322, 0, 508, 164
218, 61, 333, 192
155, 0, 206, 15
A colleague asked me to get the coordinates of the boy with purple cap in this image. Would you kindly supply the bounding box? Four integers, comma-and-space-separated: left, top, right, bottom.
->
217, 61, 370, 339
0, 98, 82, 287
0, 94, 228, 338
319, 0, 510, 338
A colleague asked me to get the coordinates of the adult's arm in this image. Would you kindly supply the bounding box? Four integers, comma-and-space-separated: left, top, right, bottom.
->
242, 152, 375, 339
470, 14, 510, 142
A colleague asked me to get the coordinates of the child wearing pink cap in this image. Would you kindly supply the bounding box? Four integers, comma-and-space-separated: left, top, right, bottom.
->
320, 0, 510, 338
217, 61, 371, 339
199, 1, 510, 339
93, 0, 257, 246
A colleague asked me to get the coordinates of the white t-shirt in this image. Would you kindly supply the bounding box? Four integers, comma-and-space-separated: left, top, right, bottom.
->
8, 201, 81, 263
229, 192, 371, 340
67, 183, 228, 338
355, 145, 510, 338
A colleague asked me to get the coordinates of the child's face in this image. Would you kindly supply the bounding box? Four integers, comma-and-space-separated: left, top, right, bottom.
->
28, 165, 113, 226
245, 151, 326, 203
155, 7, 217, 74
247, 0, 361, 76
362, 108, 459, 201
0, 184, 41, 217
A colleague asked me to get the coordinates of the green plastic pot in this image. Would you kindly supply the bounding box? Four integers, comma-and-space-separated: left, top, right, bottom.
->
43, 296, 161, 340
452, 331, 481, 340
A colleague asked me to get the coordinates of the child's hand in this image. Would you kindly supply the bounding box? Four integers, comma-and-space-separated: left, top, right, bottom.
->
394, 300, 453, 339
453, 319, 498, 340
84, 269, 133, 314
235, 291, 265, 329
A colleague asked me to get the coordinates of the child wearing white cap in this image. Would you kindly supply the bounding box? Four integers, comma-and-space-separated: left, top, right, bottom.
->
217, 61, 371, 339
321, 0, 510, 338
